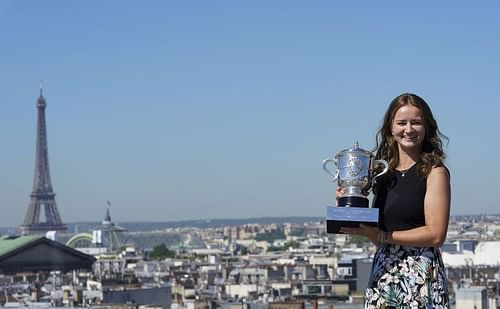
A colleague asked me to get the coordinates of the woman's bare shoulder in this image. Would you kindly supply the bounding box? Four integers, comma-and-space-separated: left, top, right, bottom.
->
429, 165, 450, 181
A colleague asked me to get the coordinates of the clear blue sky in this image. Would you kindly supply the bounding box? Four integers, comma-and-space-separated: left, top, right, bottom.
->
1, 1, 499, 227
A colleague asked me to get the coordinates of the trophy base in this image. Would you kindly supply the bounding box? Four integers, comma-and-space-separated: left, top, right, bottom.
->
338, 196, 369, 207
326, 206, 378, 234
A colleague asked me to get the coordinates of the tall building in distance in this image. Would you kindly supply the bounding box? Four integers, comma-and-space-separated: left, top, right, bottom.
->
20, 85, 67, 235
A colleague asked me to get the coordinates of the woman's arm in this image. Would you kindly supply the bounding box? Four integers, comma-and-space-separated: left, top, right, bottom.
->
341, 166, 451, 247
388, 166, 451, 247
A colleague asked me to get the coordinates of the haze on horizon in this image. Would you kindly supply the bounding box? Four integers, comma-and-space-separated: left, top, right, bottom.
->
1, 1, 499, 227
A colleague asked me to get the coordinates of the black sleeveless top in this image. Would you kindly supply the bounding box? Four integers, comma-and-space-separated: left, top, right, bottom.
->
373, 164, 427, 231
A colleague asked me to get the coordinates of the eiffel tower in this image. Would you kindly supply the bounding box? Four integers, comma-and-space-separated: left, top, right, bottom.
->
20, 85, 67, 235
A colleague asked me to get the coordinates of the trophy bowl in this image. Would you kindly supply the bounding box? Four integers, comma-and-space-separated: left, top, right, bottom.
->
322, 141, 388, 233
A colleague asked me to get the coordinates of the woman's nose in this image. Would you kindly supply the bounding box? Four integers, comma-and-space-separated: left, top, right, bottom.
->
405, 124, 414, 133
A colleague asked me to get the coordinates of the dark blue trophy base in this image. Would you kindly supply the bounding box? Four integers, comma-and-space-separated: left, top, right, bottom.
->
326, 197, 379, 234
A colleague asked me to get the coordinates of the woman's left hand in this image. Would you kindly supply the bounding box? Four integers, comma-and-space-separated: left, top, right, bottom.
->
340, 224, 379, 244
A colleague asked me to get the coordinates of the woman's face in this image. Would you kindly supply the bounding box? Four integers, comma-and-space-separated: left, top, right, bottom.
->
391, 104, 426, 153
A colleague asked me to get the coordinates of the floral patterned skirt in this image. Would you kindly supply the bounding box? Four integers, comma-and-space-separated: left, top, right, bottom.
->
365, 244, 449, 309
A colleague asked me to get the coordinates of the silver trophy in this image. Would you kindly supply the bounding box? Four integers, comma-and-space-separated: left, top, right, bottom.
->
322, 141, 388, 233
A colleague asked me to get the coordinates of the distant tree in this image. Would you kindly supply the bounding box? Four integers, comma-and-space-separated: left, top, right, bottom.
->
266, 245, 283, 252
289, 228, 305, 237
240, 246, 249, 255
233, 244, 250, 256
283, 240, 300, 250
255, 229, 285, 243
150, 244, 176, 260
347, 235, 369, 245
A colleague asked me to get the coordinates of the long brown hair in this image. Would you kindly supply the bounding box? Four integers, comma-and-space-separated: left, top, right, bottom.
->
374, 93, 448, 178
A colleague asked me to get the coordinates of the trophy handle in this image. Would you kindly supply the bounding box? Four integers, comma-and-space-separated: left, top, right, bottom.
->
322, 158, 339, 181
372, 159, 389, 184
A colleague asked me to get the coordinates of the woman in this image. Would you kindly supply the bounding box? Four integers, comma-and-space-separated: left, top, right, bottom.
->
340, 93, 451, 308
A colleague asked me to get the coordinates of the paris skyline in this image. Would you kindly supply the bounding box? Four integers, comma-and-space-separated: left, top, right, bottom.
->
1, 1, 500, 227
